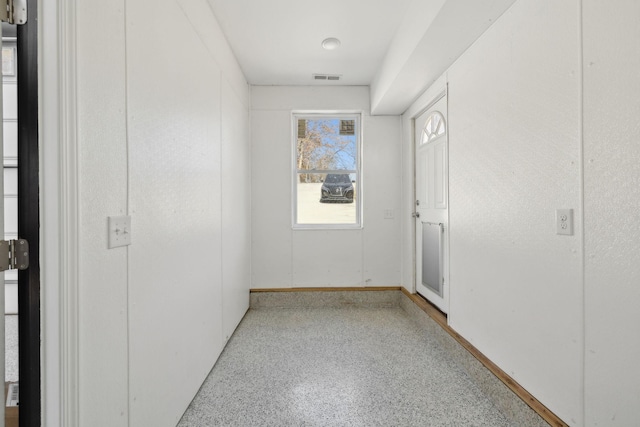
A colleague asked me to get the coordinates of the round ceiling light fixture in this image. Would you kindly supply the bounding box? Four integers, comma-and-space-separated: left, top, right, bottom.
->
321, 37, 341, 50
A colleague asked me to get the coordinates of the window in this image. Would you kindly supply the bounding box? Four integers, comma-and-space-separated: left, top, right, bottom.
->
293, 113, 361, 228
421, 111, 446, 144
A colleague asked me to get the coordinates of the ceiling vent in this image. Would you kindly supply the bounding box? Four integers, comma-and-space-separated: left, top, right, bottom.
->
313, 74, 341, 81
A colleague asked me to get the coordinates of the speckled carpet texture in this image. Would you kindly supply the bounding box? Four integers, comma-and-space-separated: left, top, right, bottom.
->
178, 307, 515, 426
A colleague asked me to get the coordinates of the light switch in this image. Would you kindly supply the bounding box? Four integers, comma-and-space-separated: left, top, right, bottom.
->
108, 216, 132, 248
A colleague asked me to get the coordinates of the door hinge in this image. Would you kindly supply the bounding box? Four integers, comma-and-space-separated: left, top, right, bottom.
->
0, 239, 29, 272
1, 0, 27, 25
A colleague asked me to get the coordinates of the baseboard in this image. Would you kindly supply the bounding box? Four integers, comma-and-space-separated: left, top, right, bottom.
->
250, 287, 401, 309
250, 286, 402, 292
400, 288, 567, 427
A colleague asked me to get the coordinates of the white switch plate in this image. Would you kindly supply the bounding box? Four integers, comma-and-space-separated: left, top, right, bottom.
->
556, 209, 573, 236
108, 216, 132, 248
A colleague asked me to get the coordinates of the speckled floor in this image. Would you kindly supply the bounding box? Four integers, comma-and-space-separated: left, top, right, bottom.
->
178, 307, 514, 427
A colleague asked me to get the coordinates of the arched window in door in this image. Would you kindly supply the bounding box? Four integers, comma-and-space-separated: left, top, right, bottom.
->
420, 111, 446, 144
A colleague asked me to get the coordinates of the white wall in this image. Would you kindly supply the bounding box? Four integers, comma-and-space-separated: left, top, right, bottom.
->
403, 0, 583, 424
402, 0, 640, 425
76, 1, 129, 422
583, 1, 640, 425
75, 0, 251, 425
251, 86, 401, 288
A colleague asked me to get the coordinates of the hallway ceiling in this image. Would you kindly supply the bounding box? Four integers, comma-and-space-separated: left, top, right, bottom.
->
207, 0, 518, 113
207, 0, 413, 86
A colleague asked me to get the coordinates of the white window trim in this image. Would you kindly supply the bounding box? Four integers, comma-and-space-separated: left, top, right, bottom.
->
291, 111, 363, 230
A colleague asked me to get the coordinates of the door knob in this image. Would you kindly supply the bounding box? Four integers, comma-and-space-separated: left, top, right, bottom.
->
412, 212, 420, 218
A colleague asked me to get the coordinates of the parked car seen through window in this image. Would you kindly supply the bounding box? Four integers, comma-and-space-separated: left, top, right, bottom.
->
320, 174, 354, 203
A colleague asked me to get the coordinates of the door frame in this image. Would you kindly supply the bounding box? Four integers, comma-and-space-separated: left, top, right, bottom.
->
40, 0, 81, 425
16, 0, 41, 424
411, 88, 448, 309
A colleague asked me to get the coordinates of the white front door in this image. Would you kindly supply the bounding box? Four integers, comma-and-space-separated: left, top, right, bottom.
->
414, 94, 449, 313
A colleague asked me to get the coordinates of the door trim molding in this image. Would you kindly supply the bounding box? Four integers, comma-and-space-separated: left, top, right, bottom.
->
411, 89, 446, 123
58, 0, 80, 425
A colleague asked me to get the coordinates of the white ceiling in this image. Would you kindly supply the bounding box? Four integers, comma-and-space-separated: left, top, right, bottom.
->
207, 0, 517, 113
207, 0, 414, 86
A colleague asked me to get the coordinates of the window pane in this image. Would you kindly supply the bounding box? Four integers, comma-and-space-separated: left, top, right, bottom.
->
339, 119, 355, 135
297, 118, 356, 171
296, 173, 357, 225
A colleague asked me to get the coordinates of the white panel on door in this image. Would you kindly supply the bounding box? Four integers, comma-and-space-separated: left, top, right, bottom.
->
3, 168, 16, 194
418, 148, 429, 208
4, 283, 16, 314
434, 141, 447, 209
1, 84, 16, 119
3, 195, 16, 237
2, 120, 17, 165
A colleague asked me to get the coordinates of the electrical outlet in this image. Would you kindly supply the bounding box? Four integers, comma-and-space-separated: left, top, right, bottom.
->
556, 209, 573, 236
108, 216, 132, 248
384, 209, 394, 219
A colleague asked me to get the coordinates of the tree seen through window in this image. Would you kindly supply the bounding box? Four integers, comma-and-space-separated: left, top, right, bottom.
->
297, 119, 356, 183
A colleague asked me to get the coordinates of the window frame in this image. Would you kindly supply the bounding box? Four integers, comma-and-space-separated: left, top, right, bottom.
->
291, 111, 363, 229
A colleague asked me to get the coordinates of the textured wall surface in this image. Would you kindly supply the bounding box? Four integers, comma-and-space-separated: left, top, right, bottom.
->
127, 1, 222, 425
403, 0, 583, 424
76, 0, 129, 425
75, 0, 251, 425
221, 77, 252, 341
447, 1, 582, 423
583, 1, 640, 425
251, 86, 402, 288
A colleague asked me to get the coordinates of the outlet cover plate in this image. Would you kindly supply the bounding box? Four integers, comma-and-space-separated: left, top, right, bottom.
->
108, 216, 132, 248
556, 209, 573, 236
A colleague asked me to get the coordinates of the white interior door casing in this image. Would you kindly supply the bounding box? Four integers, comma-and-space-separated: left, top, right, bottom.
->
0, 24, 6, 427
414, 93, 449, 313
2, 36, 17, 315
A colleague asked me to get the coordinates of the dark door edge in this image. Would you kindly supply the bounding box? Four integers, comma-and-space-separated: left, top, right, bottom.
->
17, 0, 41, 425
